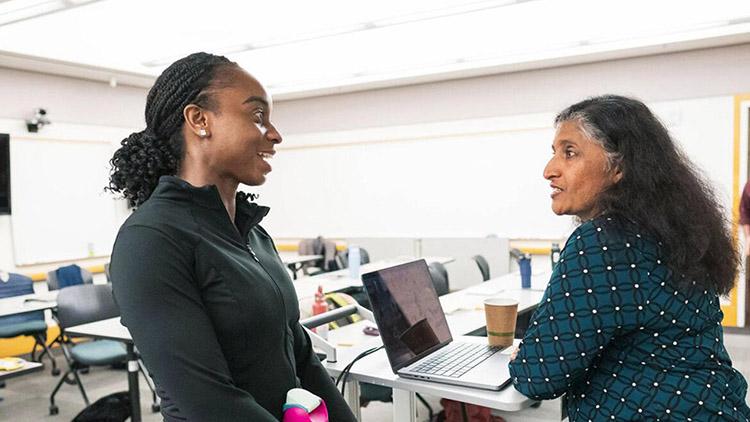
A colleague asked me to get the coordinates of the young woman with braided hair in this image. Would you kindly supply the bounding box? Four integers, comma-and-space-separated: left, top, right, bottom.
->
107, 52, 355, 421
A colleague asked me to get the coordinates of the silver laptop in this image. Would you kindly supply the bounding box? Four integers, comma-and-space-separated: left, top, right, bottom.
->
361, 259, 511, 390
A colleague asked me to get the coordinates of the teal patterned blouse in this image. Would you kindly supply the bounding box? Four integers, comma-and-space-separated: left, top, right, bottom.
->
508, 215, 750, 421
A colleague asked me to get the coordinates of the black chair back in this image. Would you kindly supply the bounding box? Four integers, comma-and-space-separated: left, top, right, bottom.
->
428, 262, 449, 296
335, 247, 371, 270
56, 284, 119, 329
359, 248, 370, 265
472, 255, 491, 281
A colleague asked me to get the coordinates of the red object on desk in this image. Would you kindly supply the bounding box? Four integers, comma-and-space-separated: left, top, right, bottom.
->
311, 286, 327, 333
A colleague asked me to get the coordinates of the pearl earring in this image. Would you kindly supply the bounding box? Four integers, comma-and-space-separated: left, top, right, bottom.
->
199, 128, 207, 137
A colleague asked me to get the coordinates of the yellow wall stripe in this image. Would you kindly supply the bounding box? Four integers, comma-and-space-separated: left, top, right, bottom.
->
723, 94, 750, 326
25, 263, 108, 283
0, 324, 60, 358
519, 247, 551, 255
276, 242, 347, 252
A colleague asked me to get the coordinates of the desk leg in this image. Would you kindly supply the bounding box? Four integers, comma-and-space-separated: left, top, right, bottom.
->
288, 263, 299, 280
343, 380, 361, 420
392, 388, 417, 422
127, 344, 142, 422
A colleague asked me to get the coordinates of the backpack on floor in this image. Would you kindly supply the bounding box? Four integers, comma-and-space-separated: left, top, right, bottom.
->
436, 399, 506, 422
72, 391, 131, 422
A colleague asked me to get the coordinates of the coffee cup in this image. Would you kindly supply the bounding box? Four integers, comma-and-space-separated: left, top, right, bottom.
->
484, 298, 518, 348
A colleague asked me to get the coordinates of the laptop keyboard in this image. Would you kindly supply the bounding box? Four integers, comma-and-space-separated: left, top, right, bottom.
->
409, 342, 502, 378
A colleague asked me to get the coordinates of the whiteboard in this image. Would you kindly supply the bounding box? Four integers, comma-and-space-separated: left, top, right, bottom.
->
256, 96, 735, 241
4, 120, 132, 266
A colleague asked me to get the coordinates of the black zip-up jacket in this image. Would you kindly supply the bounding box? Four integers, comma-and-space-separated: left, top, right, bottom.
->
110, 176, 355, 421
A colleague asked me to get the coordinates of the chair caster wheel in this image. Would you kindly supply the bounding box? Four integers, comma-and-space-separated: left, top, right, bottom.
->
51, 368, 61, 376
151, 403, 161, 412
49, 405, 59, 415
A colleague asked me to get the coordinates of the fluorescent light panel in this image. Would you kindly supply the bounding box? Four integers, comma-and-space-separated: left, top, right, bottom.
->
0, 0, 97, 26
0, 0, 748, 95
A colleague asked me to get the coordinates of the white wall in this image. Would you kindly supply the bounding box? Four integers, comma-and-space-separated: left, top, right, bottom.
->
3, 44, 748, 139
1, 43, 749, 271
273, 43, 750, 134
254, 96, 735, 242
0, 67, 147, 128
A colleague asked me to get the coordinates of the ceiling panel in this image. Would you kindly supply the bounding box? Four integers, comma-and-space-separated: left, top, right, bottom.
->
0, 0, 749, 97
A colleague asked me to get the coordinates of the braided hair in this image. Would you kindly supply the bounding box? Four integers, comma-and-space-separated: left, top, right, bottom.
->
107, 52, 238, 208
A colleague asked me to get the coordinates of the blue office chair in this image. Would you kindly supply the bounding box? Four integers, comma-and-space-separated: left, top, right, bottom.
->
49, 283, 158, 415
0, 272, 58, 376
46, 264, 93, 291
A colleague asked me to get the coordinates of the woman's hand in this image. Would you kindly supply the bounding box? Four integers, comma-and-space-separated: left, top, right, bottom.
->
509, 346, 520, 361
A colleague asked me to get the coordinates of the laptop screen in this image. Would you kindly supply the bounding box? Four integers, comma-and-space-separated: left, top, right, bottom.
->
362, 259, 453, 372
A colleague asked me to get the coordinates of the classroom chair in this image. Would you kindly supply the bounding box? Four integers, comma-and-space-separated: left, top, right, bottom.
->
298, 238, 325, 275
46, 264, 93, 291
49, 283, 158, 415
0, 271, 58, 376
334, 247, 371, 270
428, 262, 450, 296
472, 254, 491, 282
46, 264, 95, 353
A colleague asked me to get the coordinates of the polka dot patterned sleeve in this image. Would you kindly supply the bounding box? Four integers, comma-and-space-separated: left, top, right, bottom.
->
508, 217, 654, 400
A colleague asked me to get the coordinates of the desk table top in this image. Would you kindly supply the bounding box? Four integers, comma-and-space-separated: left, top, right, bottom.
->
0, 291, 58, 318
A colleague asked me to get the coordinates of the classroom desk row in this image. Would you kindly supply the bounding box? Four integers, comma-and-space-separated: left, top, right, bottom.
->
277, 252, 324, 279
0, 255, 444, 320
0, 254, 325, 320
1, 258, 552, 422
62, 271, 552, 422
0, 257, 454, 421
0, 290, 58, 318
293, 256, 455, 301
320, 270, 556, 421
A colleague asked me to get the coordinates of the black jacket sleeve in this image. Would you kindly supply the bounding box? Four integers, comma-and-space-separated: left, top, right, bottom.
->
111, 225, 277, 421
291, 321, 357, 421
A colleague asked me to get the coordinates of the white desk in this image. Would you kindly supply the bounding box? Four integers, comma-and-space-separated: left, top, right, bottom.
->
0, 359, 43, 381
0, 291, 58, 318
294, 257, 455, 301
279, 253, 324, 279
64, 270, 551, 422
322, 271, 555, 421
65, 317, 142, 422
314, 256, 455, 281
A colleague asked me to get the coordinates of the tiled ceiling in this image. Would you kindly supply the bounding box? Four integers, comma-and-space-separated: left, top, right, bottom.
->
1, 0, 749, 98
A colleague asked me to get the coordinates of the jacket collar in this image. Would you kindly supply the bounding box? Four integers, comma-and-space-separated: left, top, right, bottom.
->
154, 176, 269, 234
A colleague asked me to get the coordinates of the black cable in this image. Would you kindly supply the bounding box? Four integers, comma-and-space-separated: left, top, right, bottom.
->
334, 345, 381, 388
416, 393, 434, 420
336, 346, 384, 396
337, 346, 382, 395
335, 346, 433, 420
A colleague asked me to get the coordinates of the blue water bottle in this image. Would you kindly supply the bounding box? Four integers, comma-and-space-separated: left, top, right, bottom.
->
519, 254, 532, 289
348, 246, 361, 280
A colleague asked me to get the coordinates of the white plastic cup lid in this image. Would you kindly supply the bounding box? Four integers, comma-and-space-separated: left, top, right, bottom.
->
484, 297, 518, 307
